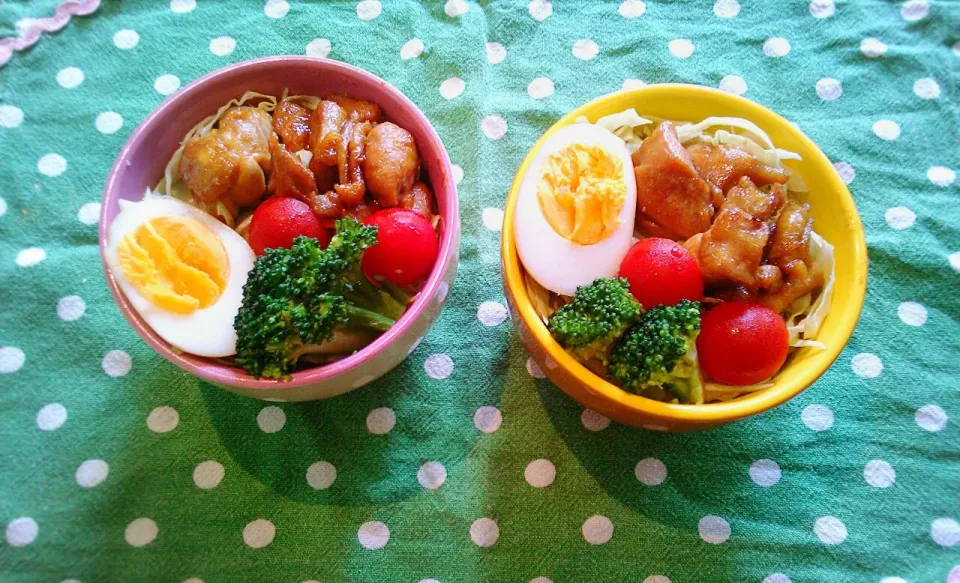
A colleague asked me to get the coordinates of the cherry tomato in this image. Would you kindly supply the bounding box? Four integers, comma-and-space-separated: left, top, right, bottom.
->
618, 238, 703, 309
363, 208, 438, 286
248, 197, 328, 256
697, 301, 789, 386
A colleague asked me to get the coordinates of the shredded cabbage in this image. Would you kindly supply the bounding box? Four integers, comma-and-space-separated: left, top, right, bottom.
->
785, 231, 835, 348
524, 271, 555, 325
675, 116, 775, 149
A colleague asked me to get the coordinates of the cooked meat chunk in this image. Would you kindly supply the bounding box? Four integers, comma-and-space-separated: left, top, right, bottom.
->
312, 191, 342, 220
399, 181, 434, 220
633, 122, 714, 240
343, 198, 382, 222
333, 120, 372, 207
329, 94, 382, 123
272, 101, 312, 152
309, 100, 347, 169
759, 201, 823, 313
363, 122, 419, 208
267, 134, 318, 203
180, 106, 273, 218
687, 143, 789, 203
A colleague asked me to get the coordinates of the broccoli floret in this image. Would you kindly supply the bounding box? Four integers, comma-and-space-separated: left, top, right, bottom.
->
234, 218, 411, 379
607, 299, 703, 404
547, 278, 642, 364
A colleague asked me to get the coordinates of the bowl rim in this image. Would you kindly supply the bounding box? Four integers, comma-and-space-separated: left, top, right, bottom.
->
99, 56, 459, 391
501, 83, 868, 423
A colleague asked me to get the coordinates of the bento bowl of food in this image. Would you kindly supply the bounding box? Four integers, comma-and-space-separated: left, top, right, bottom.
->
502, 84, 866, 431
100, 56, 459, 401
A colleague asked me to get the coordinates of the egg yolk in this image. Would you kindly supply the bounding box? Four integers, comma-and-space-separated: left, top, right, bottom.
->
536, 143, 626, 245
116, 216, 229, 315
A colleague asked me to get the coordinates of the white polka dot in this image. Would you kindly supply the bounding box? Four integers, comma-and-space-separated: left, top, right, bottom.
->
102, 350, 132, 377
95, 111, 123, 134
75, 459, 109, 488
668, 39, 695, 58
194, 460, 225, 489
400, 38, 423, 60
528, 0, 552, 21
16, 247, 45, 267
437, 282, 449, 303
582, 515, 613, 545
527, 76, 554, 99
897, 301, 927, 326
816, 78, 842, 101
183, 579, 203, 583
113, 29, 139, 50
531, 579, 552, 583
170, 0, 195, 13
358, 521, 389, 549
749, 459, 781, 487
763, 575, 790, 583
264, 0, 289, 19
860, 37, 887, 58
467, 517, 499, 547
209, 36, 236, 57
524, 459, 556, 488
719, 75, 747, 95
915, 404, 947, 432
425, 353, 454, 379
0, 105, 24, 128
635, 458, 667, 486
925, 166, 955, 189
306, 461, 337, 490
901, 0, 928, 21
474, 406, 502, 433
833, 161, 855, 184
880, 578, 906, 583
57, 295, 86, 321
154, 74, 181, 96
885, 206, 916, 230
913, 78, 940, 100
622, 78, 646, 91
619, 0, 646, 18
452, 164, 464, 185
526, 358, 546, 379
125, 518, 158, 547
713, 0, 740, 18
0, 197, 6, 217
950, 252, 960, 273
356, 0, 381, 20
444, 0, 468, 17
439, 77, 465, 100
5, 517, 38, 547
801, 404, 834, 431
809, 0, 834, 18
78, 202, 101, 225
477, 301, 507, 326
932, 518, 960, 547
417, 461, 447, 489
57, 67, 84, 89
698, 516, 731, 544
863, 459, 895, 488
481, 115, 507, 140
814, 516, 847, 545
36, 403, 66, 430
581, 409, 610, 431
851, 353, 883, 378
366, 407, 396, 434
243, 519, 275, 548
486, 42, 506, 64
419, 580, 440, 583
763, 37, 790, 57
482, 207, 504, 231
38, 153, 67, 177
257, 406, 286, 433
572, 39, 599, 61
147, 406, 179, 433
0, 346, 25, 374
873, 119, 900, 141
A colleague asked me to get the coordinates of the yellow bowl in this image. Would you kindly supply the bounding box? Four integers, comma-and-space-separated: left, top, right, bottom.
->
501, 84, 867, 431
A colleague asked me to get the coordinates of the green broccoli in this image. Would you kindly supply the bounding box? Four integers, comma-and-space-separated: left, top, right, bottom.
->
547, 278, 642, 364
607, 299, 703, 404
234, 218, 410, 379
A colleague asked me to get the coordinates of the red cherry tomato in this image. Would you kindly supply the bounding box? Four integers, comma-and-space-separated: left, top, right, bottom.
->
248, 197, 328, 255
697, 301, 790, 386
618, 238, 703, 309
363, 208, 438, 286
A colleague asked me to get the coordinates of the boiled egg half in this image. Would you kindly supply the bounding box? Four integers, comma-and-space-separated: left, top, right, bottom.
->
515, 123, 636, 296
106, 194, 255, 357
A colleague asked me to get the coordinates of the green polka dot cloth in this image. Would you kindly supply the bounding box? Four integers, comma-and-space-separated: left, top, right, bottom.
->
1, 1, 958, 582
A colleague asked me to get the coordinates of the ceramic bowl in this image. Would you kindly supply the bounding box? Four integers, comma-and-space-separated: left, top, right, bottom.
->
100, 56, 460, 401
501, 84, 866, 431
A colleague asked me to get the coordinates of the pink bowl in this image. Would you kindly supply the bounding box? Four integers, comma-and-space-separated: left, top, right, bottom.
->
100, 56, 460, 401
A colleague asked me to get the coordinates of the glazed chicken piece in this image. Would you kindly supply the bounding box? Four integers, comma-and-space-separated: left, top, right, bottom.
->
179, 106, 273, 218
309, 100, 347, 169
759, 201, 823, 313
363, 122, 419, 208
267, 134, 318, 203
687, 143, 789, 204
343, 198, 382, 222
333, 120, 372, 207
685, 177, 786, 288
329, 94, 382, 123
272, 101, 312, 153
633, 122, 715, 240
399, 181, 435, 220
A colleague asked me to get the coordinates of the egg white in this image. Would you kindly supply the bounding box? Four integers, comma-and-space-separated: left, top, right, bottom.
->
106, 194, 255, 357
514, 123, 637, 296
